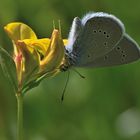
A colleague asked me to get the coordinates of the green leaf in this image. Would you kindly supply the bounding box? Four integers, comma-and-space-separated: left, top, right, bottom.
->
0, 47, 17, 91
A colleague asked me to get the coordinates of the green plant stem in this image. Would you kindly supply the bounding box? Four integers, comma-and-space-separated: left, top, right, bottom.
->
16, 92, 23, 140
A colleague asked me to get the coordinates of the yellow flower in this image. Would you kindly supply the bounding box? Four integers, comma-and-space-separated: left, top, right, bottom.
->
4, 22, 66, 93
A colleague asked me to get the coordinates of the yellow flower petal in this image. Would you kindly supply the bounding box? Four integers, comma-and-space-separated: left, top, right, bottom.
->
63, 39, 68, 46
31, 38, 51, 56
21, 38, 51, 61
40, 29, 65, 73
4, 22, 37, 42
4, 22, 66, 90
15, 40, 40, 85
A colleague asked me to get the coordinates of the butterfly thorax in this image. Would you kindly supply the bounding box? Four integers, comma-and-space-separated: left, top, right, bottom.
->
59, 49, 75, 72
59, 56, 71, 72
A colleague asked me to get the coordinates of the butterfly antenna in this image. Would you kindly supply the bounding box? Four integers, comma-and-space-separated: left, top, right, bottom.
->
72, 68, 85, 79
53, 20, 55, 29
61, 70, 70, 102
58, 19, 62, 38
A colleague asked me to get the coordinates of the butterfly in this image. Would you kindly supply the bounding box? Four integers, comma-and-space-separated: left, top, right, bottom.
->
60, 12, 140, 71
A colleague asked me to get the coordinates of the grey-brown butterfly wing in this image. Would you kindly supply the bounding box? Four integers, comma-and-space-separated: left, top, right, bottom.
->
68, 12, 125, 67
82, 34, 140, 67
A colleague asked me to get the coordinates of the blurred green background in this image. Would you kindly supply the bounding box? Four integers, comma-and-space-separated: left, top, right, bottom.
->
0, 0, 140, 140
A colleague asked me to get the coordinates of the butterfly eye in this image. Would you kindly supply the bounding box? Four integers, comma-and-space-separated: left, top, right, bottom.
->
65, 49, 69, 53
103, 31, 106, 35
99, 30, 102, 33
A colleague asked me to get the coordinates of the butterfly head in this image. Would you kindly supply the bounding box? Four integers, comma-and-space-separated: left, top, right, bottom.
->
59, 49, 70, 72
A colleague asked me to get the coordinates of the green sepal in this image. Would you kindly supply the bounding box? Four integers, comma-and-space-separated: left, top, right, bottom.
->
0, 47, 18, 91
22, 72, 48, 95
22, 69, 57, 95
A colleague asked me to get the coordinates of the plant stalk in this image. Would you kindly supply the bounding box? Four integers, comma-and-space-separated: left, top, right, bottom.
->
16, 92, 23, 140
